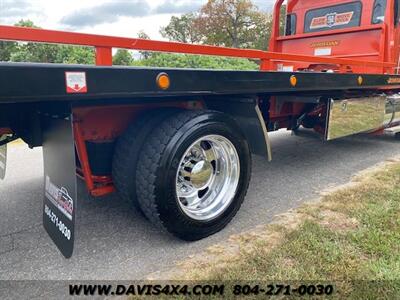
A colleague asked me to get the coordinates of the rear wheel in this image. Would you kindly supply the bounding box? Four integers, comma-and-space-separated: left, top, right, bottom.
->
112, 109, 179, 215
136, 110, 251, 240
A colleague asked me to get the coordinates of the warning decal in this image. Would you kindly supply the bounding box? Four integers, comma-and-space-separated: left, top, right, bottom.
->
65, 72, 87, 94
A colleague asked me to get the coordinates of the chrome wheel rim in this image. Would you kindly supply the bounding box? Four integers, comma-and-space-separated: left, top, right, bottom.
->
175, 134, 240, 221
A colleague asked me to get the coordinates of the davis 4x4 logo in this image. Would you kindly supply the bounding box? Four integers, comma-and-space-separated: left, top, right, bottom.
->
45, 175, 73, 220
310, 11, 354, 30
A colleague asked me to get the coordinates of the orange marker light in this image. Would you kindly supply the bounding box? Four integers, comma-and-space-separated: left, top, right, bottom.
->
357, 76, 363, 85
290, 75, 297, 87
157, 73, 170, 90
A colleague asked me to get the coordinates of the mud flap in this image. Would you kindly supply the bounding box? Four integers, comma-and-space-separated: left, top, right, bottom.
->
42, 116, 77, 258
0, 138, 6, 180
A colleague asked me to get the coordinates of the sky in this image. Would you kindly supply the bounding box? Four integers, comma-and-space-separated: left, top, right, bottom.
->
0, 0, 275, 40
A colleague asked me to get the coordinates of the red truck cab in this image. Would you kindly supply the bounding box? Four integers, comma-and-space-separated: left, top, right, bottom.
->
268, 0, 400, 74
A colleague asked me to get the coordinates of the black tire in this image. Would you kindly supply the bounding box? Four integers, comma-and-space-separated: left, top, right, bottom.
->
112, 108, 180, 215
136, 110, 252, 241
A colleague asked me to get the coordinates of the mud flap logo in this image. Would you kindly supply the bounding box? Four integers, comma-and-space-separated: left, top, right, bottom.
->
44, 204, 72, 241
45, 176, 73, 220
43, 174, 75, 258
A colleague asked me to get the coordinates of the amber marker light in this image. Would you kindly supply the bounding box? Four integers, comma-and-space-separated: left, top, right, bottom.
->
290, 75, 297, 87
157, 72, 171, 90
357, 76, 363, 85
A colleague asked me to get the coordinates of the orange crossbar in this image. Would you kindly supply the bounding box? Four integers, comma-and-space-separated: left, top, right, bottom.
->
0, 25, 395, 69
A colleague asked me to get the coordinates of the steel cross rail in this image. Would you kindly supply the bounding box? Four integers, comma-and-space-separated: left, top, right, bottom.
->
0, 25, 395, 70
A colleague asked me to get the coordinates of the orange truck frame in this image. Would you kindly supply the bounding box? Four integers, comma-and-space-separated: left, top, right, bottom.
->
0, 0, 399, 257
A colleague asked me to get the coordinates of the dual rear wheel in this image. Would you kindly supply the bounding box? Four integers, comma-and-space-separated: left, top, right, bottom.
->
113, 109, 251, 240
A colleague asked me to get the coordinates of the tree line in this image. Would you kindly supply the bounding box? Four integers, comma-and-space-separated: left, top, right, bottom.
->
0, 0, 284, 70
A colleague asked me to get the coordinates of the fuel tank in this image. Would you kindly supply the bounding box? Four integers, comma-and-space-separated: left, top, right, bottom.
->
383, 94, 400, 127
325, 94, 400, 140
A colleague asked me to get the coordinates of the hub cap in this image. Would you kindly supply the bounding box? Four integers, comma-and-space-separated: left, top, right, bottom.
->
175, 135, 240, 221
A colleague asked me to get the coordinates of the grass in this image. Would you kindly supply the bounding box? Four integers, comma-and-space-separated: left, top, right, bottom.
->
159, 159, 400, 299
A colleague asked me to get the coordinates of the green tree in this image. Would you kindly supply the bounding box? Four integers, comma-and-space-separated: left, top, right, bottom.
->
194, 0, 272, 49
137, 30, 150, 40
10, 43, 61, 63
8, 19, 94, 64
0, 42, 17, 61
15, 19, 38, 28
113, 49, 133, 65
160, 13, 202, 44
0, 20, 35, 61
280, 4, 288, 36
136, 30, 152, 60
56, 45, 95, 64
133, 52, 258, 70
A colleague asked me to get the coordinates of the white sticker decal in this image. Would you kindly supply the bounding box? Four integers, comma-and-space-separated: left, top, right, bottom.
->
277, 64, 294, 72
45, 176, 74, 220
282, 66, 294, 72
65, 72, 87, 94
314, 48, 332, 56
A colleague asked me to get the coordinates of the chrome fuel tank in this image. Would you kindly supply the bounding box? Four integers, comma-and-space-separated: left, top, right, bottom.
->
384, 94, 400, 127
325, 95, 386, 140
325, 94, 400, 140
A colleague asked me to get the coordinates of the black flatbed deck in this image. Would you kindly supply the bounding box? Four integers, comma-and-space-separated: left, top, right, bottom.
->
1, 62, 400, 104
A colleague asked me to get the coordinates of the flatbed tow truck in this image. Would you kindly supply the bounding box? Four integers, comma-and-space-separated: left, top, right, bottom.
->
1, 0, 400, 258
